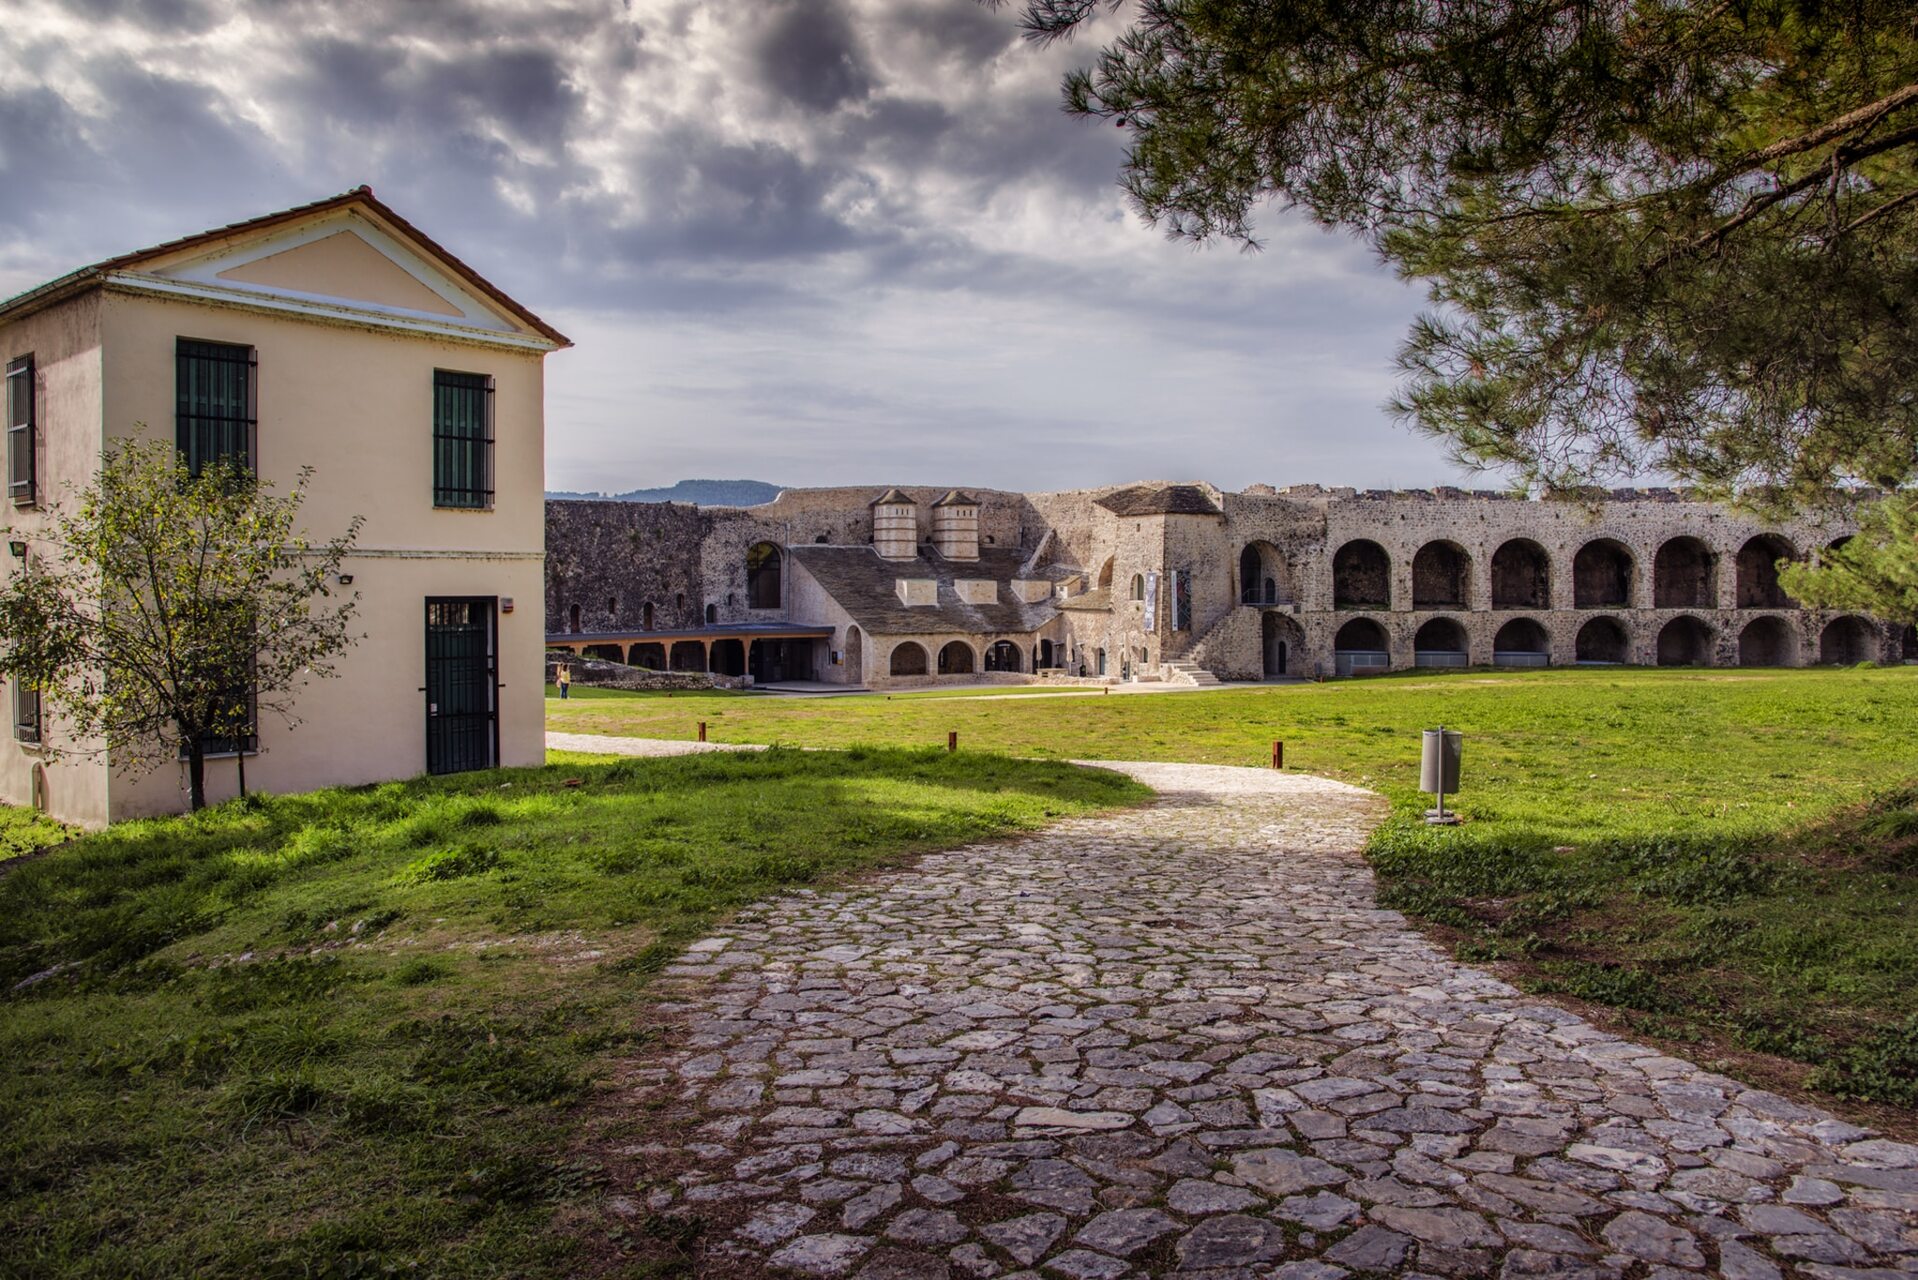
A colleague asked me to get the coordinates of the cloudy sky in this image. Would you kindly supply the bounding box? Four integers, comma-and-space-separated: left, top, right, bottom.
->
0, 0, 1478, 495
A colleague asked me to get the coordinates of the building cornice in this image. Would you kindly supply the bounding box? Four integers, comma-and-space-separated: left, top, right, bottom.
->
101, 272, 563, 354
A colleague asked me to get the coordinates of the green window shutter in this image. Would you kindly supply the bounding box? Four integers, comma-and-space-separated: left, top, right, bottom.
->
6, 355, 33, 504
433, 371, 492, 508
175, 339, 255, 475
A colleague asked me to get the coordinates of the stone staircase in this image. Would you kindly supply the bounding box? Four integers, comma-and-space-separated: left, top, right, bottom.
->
1163, 659, 1223, 687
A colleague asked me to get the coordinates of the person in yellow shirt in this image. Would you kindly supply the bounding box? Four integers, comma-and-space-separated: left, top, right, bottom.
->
556, 663, 572, 700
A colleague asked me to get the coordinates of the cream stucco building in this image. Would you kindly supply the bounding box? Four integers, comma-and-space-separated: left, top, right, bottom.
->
0, 188, 568, 826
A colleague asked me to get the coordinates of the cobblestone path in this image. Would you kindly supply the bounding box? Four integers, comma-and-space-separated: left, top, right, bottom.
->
619, 763, 1918, 1279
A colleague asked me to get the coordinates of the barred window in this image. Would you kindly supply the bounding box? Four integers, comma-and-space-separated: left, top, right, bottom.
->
6, 355, 34, 505
433, 371, 493, 508
13, 681, 40, 745
176, 339, 255, 474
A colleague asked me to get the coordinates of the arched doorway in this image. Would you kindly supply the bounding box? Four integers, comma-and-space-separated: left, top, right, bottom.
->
1412, 542, 1471, 609
1333, 541, 1390, 609
1239, 541, 1293, 605
985, 640, 1023, 672
1819, 616, 1878, 665
1333, 617, 1389, 675
746, 542, 783, 609
843, 626, 864, 681
1491, 539, 1551, 609
1654, 537, 1717, 608
1492, 617, 1550, 667
1657, 616, 1714, 666
1738, 617, 1795, 667
1736, 535, 1797, 608
1574, 539, 1635, 608
1413, 617, 1467, 668
889, 641, 929, 676
628, 642, 665, 670
1262, 613, 1301, 677
937, 641, 976, 675
1575, 617, 1629, 664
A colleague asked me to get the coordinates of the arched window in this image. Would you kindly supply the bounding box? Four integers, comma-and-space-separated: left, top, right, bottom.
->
1332, 540, 1390, 609
568, 603, 581, 633
675, 592, 685, 612
1654, 537, 1717, 609
1574, 539, 1634, 608
1735, 535, 1796, 609
746, 542, 782, 609
705, 603, 717, 625
642, 602, 654, 631
1130, 574, 1145, 601
1490, 539, 1550, 609
1412, 542, 1471, 609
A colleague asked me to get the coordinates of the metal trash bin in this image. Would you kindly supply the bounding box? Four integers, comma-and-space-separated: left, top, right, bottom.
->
1420, 728, 1461, 824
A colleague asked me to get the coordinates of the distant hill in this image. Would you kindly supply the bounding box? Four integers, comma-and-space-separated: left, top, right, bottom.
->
546, 479, 782, 507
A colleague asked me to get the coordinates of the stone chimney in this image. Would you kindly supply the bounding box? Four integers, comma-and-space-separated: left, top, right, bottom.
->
869, 488, 919, 560
931, 490, 980, 561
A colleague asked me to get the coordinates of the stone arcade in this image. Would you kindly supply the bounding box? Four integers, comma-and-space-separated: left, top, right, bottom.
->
545, 482, 1913, 689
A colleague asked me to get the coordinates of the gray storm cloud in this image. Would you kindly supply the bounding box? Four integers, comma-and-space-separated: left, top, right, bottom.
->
0, 0, 1464, 494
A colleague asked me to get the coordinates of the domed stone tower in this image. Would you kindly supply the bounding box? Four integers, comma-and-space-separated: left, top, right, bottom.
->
870, 488, 918, 560
931, 490, 980, 561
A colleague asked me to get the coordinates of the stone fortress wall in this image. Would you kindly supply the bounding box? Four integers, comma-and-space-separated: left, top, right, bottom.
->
546, 480, 1914, 685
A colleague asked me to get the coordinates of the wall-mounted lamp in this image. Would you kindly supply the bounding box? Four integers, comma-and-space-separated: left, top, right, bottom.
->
337, 573, 354, 586
7, 541, 25, 558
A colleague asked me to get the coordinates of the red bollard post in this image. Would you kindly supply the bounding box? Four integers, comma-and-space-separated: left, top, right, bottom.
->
698, 721, 707, 742
1272, 740, 1283, 770
948, 731, 958, 752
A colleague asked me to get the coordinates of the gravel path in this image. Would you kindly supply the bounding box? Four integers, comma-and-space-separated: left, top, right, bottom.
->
547, 730, 763, 757
609, 762, 1918, 1278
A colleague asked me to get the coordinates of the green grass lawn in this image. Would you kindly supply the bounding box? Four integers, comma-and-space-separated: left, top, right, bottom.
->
0, 749, 1147, 1280
0, 803, 74, 863
551, 665, 1918, 1111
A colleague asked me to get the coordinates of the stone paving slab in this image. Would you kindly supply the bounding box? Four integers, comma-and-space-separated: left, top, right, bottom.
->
614, 762, 1918, 1278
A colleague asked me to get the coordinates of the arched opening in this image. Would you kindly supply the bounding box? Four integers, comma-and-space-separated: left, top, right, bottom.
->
705, 603, 717, 625
1332, 540, 1390, 609
1654, 537, 1717, 609
1657, 616, 1714, 666
1412, 542, 1471, 609
711, 638, 746, 676
1239, 542, 1294, 605
669, 640, 707, 672
984, 640, 1023, 673
583, 643, 622, 663
746, 542, 783, 609
937, 641, 976, 675
568, 603, 581, 633
1096, 558, 1115, 590
1493, 617, 1550, 667
1130, 573, 1145, 602
1095, 647, 1107, 676
1574, 539, 1635, 608
1905, 624, 1918, 663
1819, 616, 1878, 665
1038, 638, 1055, 669
1735, 535, 1797, 609
843, 626, 863, 679
1413, 617, 1468, 668
1738, 617, 1795, 667
628, 642, 665, 670
1262, 613, 1301, 677
642, 601, 654, 631
889, 641, 929, 677
1491, 539, 1551, 609
1333, 617, 1389, 676
606, 596, 617, 616
1575, 616, 1629, 664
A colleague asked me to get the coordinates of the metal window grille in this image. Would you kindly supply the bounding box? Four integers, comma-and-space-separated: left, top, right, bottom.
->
13, 683, 40, 744
176, 339, 255, 474
425, 598, 498, 774
7, 355, 34, 505
433, 371, 493, 508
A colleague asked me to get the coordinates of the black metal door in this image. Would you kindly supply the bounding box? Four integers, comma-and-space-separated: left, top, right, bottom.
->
426, 598, 497, 774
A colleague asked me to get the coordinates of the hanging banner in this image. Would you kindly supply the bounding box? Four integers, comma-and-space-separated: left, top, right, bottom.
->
1142, 571, 1159, 631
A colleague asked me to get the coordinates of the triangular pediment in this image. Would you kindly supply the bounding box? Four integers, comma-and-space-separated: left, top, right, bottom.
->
139, 209, 535, 337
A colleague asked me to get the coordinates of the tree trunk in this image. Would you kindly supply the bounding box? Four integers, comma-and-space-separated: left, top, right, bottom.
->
187, 742, 207, 811
236, 742, 247, 798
